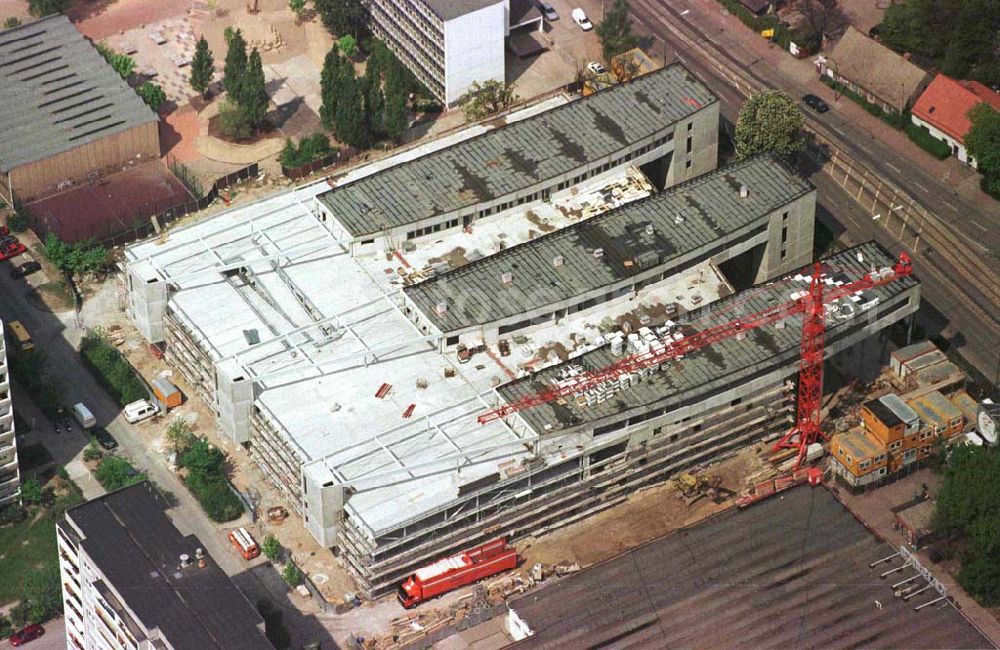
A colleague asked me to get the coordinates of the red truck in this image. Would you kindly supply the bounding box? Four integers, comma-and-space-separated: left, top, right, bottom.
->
397, 537, 519, 608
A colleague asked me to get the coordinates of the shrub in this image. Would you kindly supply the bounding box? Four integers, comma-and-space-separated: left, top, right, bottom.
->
3, 16, 21, 29
20, 477, 42, 504
57, 466, 69, 481
166, 419, 197, 456
282, 560, 304, 587
413, 98, 443, 114
905, 123, 952, 160
263, 534, 282, 562
137, 82, 167, 111
280, 133, 335, 169
11, 565, 62, 626
83, 439, 102, 462
219, 98, 253, 140
819, 75, 907, 129
79, 329, 148, 406
184, 472, 243, 522
0, 503, 27, 526
95, 457, 145, 492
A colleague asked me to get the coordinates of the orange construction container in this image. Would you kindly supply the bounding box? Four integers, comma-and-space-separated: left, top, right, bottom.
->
152, 378, 183, 409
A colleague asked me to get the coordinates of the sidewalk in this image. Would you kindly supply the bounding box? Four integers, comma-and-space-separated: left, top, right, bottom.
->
682, 0, 994, 210
836, 469, 1000, 644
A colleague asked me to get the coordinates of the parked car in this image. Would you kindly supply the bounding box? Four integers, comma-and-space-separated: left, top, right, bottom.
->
9, 260, 41, 279
803, 94, 830, 113
586, 61, 607, 75
9, 624, 45, 646
538, 1, 558, 20
571, 8, 592, 30
124, 399, 158, 424
94, 426, 119, 451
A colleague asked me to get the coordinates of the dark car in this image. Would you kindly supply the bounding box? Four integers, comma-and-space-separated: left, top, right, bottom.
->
10, 260, 41, 279
94, 426, 119, 451
803, 94, 830, 113
10, 624, 45, 646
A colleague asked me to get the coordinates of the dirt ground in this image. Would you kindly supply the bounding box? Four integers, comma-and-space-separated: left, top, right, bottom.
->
520, 447, 770, 569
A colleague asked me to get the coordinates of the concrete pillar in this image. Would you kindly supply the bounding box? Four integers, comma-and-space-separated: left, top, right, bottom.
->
215, 359, 254, 444
127, 271, 169, 344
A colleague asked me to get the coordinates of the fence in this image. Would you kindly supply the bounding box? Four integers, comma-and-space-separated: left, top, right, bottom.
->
24, 159, 259, 248
280, 148, 355, 180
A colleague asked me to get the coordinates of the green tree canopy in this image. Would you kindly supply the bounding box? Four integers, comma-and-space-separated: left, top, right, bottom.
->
263, 534, 283, 562
338, 34, 358, 59
238, 49, 270, 131
289, 0, 307, 21
596, 0, 637, 61
334, 75, 370, 148
965, 103, 1000, 196
282, 560, 304, 586
314, 0, 367, 37
320, 46, 351, 130
463, 79, 518, 121
18, 565, 62, 625
180, 439, 227, 477
224, 28, 248, 96
734, 90, 805, 159
190, 36, 215, 98
95, 457, 145, 492
137, 82, 167, 111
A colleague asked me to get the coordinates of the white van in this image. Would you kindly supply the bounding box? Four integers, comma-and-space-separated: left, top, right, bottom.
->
72, 402, 96, 429
124, 399, 158, 424
571, 8, 592, 30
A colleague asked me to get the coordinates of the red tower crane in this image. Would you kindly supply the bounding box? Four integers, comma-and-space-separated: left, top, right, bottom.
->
478, 252, 914, 468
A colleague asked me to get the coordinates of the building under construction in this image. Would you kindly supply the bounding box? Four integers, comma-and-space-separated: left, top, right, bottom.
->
123, 66, 920, 598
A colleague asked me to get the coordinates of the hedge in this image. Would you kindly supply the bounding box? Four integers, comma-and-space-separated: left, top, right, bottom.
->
905, 123, 952, 160
819, 76, 908, 129
79, 329, 147, 407
280, 133, 335, 169
185, 472, 243, 522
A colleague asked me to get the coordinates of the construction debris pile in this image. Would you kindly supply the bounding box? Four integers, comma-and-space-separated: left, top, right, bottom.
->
354, 564, 580, 650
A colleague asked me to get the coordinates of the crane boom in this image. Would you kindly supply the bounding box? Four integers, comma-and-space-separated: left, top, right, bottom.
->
478, 252, 914, 464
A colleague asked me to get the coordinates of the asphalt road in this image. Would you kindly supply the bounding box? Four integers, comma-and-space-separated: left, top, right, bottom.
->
629, 0, 1000, 381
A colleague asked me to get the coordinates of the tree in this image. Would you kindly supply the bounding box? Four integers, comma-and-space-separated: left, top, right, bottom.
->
238, 49, 270, 131
793, 0, 849, 41
334, 75, 370, 148
166, 419, 197, 456
20, 477, 42, 504
179, 439, 226, 477
596, 0, 637, 62
289, 0, 307, 22
463, 80, 518, 121
734, 90, 805, 160
96, 43, 136, 80
282, 560, 304, 587
190, 36, 215, 98
95, 457, 145, 492
43, 234, 108, 276
263, 534, 283, 562
18, 565, 62, 625
137, 82, 167, 111
338, 34, 358, 59
965, 103, 1000, 197
314, 0, 367, 38
362, 73, 385, 139
28, 0, 68, 17
224, 28, 248, 96
219, 98, 253, 140
3, 16, 21, 29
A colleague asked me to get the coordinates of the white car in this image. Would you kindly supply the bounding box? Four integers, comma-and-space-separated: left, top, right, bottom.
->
124, 399, 158, 424
571, 7, 593, 30
587, 61, 607, 75
538, 1, 558, 20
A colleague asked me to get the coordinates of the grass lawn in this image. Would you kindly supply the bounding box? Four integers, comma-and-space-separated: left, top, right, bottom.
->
0, 477, 84, 605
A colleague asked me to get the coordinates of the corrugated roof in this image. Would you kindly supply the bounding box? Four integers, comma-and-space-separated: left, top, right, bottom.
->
0, 15, 158, 172
405, 156, 811, 333
880, 393, 919, 426
836, 428, 883, 461
912, 74, 1000, 143
829, 27, 930, 110
317, 64, 718, 237
908, 390, 961, 426
497, 242, 919, 433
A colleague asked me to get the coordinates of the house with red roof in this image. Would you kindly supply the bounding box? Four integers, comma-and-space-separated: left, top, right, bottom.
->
911, 74, 1000, 169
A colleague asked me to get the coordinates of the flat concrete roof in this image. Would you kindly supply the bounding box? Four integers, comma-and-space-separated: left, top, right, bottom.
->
425, 0, 502, 21
497, 242, 920, 434
510, 486, 990, 648
0, 15, 157, 172
404, 156, 813, 333
316, 64, 718, 238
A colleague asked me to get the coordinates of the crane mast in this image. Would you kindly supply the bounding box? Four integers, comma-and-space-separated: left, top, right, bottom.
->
479, 252, 914, 467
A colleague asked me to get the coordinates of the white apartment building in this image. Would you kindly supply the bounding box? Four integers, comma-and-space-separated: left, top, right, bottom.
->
0, 318, 20, 507
56, 482, 271, 650
369, 0, 541, 105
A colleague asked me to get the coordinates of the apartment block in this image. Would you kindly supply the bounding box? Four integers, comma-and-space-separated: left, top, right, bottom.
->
56, 481, 271, 650
369, 0, 521, 105
0, 318, 20, 507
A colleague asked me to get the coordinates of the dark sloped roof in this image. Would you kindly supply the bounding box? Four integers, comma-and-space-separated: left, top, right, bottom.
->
497, 242, 919, 434
317, 64, 718, 237
404, 156, 812, 333
510, 486, 990, 649
67, 482, 272, 650
0, 15, 158, 173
